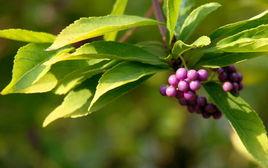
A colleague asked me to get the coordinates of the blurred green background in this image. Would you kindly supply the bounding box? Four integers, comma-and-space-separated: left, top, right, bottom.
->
1, 0, 268, 167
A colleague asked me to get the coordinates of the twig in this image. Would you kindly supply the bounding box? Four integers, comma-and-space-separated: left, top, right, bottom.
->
119, 1, 158, 42
152, 0, 167, 46
179, 55, 188, 69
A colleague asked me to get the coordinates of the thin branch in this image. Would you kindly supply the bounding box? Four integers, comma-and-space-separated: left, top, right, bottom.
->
179, 55, 188, 69
119, 2, 157, 42
152, 0, 167, 46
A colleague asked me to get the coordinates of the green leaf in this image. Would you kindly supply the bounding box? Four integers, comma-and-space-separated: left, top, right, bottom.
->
166, 0, 182, 43
215, 24, 268, 53
43, 88, 92, 127
42, 48, 75, 66
175, 0, 197, 37
1, 44, 71, 95
15, 72, 58, 94
0, 29, 55, 43
73, 76, 150, 118
231, 131, 256, 163
172, 36, 210, 56
211, 10, 268, 40
196, 52, 266, 68
136, 41, 167, 58
88, 62, 165, 113
204, 82, 268, 168
109, 0, 128, 15
69, 41, 167, 66
178, 2, 221, 41
104, 0, 128, 41
51, 59, 110, 95
47, 15, 158, 50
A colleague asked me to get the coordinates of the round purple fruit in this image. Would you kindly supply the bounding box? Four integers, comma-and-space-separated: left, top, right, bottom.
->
166, 86, 177, 97
176, 68, 187, 80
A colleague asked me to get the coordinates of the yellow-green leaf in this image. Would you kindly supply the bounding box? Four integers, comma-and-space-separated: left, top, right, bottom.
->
43, 88, 92, 127
47, 15, 158, 50
172, 36, 211, 56
0, 29, 55, 43
215, 24, 268, 53
51, 59, 109, 95
104, 0, 128, 41
70, 41, 167, 66
88, 62, 165, 113
179, 2, 221, 41
211, 10, 268, 40
1, 44, 70, 95
71, 76, 150, 118
204, 82, 268, 168
166, 0, 182, 43
196, 52, 266, 68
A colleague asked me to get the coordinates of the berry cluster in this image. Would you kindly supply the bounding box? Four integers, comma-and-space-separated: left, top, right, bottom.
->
160, 68, 222, 119
217, 65, 243, 95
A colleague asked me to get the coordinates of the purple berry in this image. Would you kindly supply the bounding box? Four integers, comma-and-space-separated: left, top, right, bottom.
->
225, 65, 236, 73
176, 91, 184, 99
187, 97, 197, 106
187, 69, 198, 81
187, 106, 196, 113
197, 69, 208, 81
213, 111, 222, 119
205, 104, 217, 113
189, 80, 201, 91
183, 91, 196, 101
178, 80, 189, 92
230, 73, 239, 82
202, 111, 211, 119
197, 96, 207, 107
217, 68, 225, 74
233, 82, 239, 91
160, 85, 167, 96
222, 82, 233, 92
237, 73, 243, 82
166, 86, 177, 97
168, 74, 178, 86
176, 68, 187, 80
238, 82, 243, 90
218, 72, 228, 82
178, 97, 188, 105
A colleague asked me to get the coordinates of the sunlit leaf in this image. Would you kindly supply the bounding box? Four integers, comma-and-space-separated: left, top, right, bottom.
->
211, 10, 268, 40
166, 0, 182, 43
68, 41, 167, 66
179, 2, 221, 41
104, 0, 128, 41
43, 88, 92, 127
136, 41, 167, 58
172, 36, 210, 56
204, 82, 268, 168
88, 62, 165, 113
1, 44, 70, 95
47, 15, 158, 50
73, 76, 150, 118
215, 24, 268, 53
231, 131, 256, 163
196, 52, 266, 68
51, 59, 110, 95
175, 0, 197, 37
0, 29, 55, 43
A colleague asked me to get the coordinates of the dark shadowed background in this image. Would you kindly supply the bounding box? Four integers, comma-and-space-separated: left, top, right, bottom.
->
0, 0, 268, 167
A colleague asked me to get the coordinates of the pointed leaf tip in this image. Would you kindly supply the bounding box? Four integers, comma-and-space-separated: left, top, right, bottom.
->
43, 89, 92, 127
